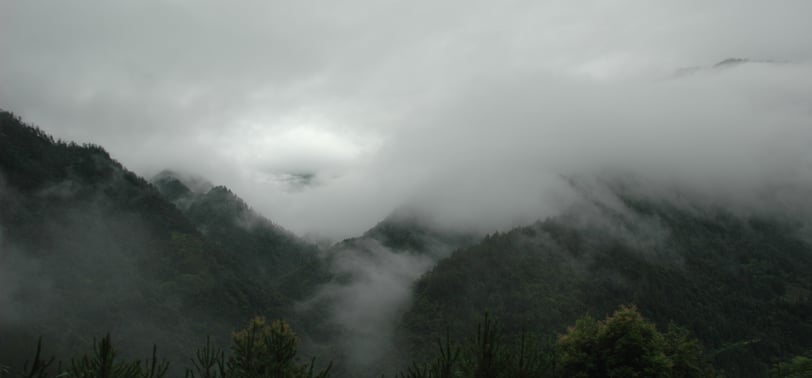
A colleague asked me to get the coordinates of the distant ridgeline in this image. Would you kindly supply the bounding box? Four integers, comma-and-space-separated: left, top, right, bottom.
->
2, 110, 812, 377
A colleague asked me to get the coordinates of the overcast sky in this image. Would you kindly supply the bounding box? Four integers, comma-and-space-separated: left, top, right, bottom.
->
2, 1, 812, 239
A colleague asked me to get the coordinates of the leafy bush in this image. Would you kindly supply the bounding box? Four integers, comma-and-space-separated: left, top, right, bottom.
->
556, 306, 714, 377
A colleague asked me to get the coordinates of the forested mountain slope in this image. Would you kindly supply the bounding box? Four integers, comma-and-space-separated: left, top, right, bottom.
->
5, 109, 811, 377
0, 110, 472, 376
0, 111, 320, 368
400, 180, 812, 377
152, 171, 329, 301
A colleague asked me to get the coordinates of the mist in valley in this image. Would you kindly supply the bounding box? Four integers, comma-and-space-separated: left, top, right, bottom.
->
2, 1, 812, 377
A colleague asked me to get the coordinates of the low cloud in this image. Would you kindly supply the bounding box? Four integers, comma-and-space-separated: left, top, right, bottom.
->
2, 1, 812, 238
299, 240, 435, 372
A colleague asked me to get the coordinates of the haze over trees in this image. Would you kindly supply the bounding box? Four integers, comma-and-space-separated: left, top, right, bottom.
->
2, 111, 812, 377
3, 1, 812, 376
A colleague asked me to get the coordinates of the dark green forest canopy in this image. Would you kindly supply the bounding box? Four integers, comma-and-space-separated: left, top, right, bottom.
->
400, 182, 812, 376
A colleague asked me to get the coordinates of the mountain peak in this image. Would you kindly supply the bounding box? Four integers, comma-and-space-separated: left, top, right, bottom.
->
152, 170, 212, 194
714, 57, 750, 67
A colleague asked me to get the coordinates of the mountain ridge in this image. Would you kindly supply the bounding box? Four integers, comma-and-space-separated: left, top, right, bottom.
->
399, 178, 812, 376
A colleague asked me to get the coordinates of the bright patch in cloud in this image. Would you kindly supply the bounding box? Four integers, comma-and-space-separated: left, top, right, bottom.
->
207, 117, 381, 190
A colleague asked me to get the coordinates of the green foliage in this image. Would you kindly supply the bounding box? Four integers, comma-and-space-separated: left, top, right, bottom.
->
402, 307, 711, 378
228, 317, 300, 377
771, 352, 812, 378
555, 305, 712, 377
186, 317, 331, 378
663, 324, 712, 378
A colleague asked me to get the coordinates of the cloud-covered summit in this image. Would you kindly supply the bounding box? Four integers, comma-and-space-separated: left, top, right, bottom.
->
2, 1, 811, 238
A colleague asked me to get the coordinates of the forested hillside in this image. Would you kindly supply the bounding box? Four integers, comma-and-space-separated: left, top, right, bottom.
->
152, 171, 329, 304
0, 111, 323, 370
400, 180, 812, 376
3, 110, 812, 377
0, 111, 477, 376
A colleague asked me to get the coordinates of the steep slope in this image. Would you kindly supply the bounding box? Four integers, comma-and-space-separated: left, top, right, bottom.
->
153, 171, 482, 377
400, 181, 812, 377
0, 111, 309, 367
152, 171, 328, 301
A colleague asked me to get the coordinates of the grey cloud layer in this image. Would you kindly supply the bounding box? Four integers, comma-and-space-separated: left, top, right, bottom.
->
2, 1, 812, 238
